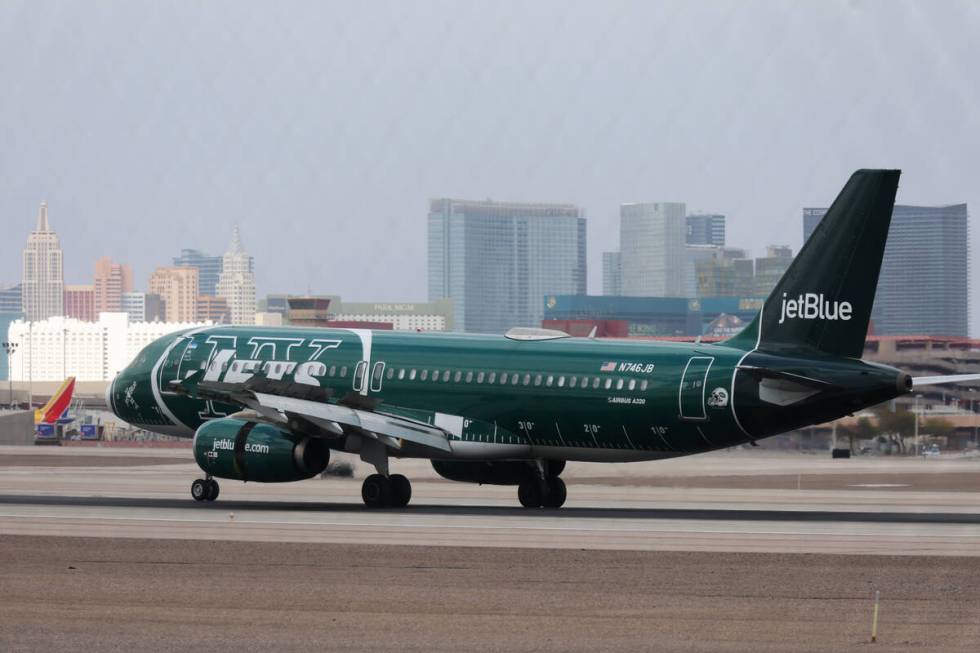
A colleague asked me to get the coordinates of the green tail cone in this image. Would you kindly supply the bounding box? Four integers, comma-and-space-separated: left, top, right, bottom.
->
729, 169, 900, 358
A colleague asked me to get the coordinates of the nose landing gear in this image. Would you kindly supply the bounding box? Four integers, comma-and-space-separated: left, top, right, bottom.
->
191, 478, 220, 502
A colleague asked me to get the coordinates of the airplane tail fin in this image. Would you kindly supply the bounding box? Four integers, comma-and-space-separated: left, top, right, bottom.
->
35, 376, 76, 424
729, 169, 900, 358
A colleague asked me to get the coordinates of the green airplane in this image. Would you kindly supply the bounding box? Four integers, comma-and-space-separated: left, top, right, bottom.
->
107, 170, 979, 508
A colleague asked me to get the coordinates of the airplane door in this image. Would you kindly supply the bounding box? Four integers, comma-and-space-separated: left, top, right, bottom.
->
678, 356, 713, 420
352, 361, 368, 393
369, 362, 386, 392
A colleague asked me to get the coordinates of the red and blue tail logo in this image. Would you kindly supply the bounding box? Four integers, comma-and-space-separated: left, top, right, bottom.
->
35, 377, 75, 425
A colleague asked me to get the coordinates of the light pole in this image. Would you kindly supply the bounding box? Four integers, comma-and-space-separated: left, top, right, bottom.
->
27, 321, 32, 409
913, 394, 923, 456
971, 388, 977, 449
1, 341, 17, 407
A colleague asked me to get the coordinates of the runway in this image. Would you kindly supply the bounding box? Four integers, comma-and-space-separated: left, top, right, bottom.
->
3, 447, 980, 651
2, 447, 980, 555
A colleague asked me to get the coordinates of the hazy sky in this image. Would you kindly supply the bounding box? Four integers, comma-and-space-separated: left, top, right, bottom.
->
2, 1, 978, 330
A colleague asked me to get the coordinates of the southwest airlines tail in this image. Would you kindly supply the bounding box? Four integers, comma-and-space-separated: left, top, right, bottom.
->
730, 170, 901, 358
35, 376, 76, 424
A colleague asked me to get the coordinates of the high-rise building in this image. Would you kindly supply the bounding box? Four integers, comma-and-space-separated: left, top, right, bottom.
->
215, 226, 256, 326
802, 208, 824, 244
149, 267, 199, 322
695, 247, 754, 298
21, 202, 64, 321
173, 248, 223, 297
63, 285, 95, 321
684, 245, 719, 297
1, 285, 24, 382
803, 204, 968, 335
620, 202, 687, 297
121, 292, 146, 322
120, 292, 164, 322
686, 214, 726, 247
428, 198, 587, 333
753, 245, 794, 297
145, 293, 165, 322
0, 284, 22, 313
197, 295, 229, 323
93, 256, 133, 314
602, 252, 622, 296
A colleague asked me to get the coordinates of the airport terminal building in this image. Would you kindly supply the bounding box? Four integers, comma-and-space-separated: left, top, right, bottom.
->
542, 294, 764, 337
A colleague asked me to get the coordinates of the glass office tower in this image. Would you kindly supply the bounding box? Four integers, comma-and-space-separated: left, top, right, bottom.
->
428, 199, 586, 334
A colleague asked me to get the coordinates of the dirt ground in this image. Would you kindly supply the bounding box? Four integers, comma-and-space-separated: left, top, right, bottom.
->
1, 536, 977, 652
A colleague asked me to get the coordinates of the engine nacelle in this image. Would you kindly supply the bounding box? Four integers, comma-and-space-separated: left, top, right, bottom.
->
193, 418, 328, 483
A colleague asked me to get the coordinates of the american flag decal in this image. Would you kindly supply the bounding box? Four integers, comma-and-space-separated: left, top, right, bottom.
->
600, 361, 617, 372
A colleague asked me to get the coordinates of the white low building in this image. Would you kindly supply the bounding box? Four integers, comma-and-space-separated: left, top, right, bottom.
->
6, 313, 210, 382
331, 299, 454, 331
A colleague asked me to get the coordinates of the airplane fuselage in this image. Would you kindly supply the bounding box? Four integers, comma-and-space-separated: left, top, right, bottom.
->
108, 325, 906, 463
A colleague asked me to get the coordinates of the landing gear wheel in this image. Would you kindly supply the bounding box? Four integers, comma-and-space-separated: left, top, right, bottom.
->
518, 478, 543, 508
205, 479, 220, 502
389, 474, 412, 508
362, 473, 392, 508
541, 477, 567, 508
191, 479, 209, 502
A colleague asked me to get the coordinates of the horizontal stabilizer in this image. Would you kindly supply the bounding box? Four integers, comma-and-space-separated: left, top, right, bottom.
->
912, 374, 980, 388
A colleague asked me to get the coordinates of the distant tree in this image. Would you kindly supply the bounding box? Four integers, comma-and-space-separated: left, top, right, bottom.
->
873, 404, 916, 454
853, 417, 876, 441
922, 417, 956, 439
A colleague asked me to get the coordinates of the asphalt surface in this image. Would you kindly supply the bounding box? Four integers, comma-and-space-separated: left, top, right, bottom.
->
2, 536, 979, 652
1, 447, 979, 650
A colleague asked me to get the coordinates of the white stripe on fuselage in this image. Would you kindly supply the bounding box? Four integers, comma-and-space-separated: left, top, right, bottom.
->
150, 327, 216, 433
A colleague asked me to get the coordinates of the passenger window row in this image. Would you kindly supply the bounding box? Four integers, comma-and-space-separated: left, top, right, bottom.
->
383, 365, 649, 392
227, 360, 349, 378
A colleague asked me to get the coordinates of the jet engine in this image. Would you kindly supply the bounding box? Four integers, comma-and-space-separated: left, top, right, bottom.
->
193, 418, 328, 483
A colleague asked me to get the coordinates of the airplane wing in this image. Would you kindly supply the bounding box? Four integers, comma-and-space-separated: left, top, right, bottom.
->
911, 373, 980, 388
169, 372, 453, 453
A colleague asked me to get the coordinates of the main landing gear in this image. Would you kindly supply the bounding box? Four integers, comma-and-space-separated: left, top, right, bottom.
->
191, 477, 220, 502
361, 473, 412, 508
518, 460, 567, 509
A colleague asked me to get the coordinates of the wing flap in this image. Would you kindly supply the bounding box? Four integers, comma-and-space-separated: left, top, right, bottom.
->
252, 392, 453, 452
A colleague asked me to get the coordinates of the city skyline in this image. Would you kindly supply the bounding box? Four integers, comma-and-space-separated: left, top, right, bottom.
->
3, 193, 971, 330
